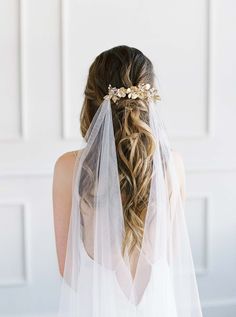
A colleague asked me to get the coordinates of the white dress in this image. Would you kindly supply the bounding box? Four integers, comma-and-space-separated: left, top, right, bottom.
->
74, 235, 178, 317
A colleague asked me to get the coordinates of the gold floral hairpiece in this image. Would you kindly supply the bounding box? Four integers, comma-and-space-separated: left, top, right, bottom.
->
103, 83, 161, 103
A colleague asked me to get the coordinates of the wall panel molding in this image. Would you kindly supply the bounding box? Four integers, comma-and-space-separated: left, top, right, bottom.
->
0, 201, 30, 287
0, 0, 27, 141
185, 194, 210, 275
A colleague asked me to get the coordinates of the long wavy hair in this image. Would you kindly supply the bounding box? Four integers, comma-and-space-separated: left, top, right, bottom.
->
80, 45, 157, 256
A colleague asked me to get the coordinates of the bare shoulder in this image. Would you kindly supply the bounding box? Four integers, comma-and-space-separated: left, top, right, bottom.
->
52, 150, 83, 188
53, 149, 83, 169
171, 149, 186, 201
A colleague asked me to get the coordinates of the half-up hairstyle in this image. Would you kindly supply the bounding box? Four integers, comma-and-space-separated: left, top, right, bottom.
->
80, 45, 157, 257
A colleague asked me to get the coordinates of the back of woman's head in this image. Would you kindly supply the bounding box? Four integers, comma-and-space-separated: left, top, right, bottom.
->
80, 45, 157, 256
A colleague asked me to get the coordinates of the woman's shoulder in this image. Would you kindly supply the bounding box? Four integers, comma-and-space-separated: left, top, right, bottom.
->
52, 149, 84, 184
54, 149, 82, 165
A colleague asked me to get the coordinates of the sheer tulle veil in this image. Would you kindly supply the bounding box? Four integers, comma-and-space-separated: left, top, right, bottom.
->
56, 96, 203, 316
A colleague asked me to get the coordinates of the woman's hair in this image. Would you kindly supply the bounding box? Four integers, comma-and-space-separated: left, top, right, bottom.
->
80, 45, 157, 256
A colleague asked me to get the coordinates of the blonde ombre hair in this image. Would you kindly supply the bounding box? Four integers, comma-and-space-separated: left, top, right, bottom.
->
80, 45, 157, 256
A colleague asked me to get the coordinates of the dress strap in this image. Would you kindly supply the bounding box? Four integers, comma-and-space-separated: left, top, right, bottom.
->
73, 150, 78, 158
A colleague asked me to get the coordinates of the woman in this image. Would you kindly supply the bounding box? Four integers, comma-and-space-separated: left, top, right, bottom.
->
52, 45, 202, 316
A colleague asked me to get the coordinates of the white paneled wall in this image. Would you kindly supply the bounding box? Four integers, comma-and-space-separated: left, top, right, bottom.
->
0, 0, 235, 316
0, 0, 22, 140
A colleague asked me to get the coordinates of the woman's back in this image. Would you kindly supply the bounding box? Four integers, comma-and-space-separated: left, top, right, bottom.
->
53, 148, 184, 316
53, 148, 185, 279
